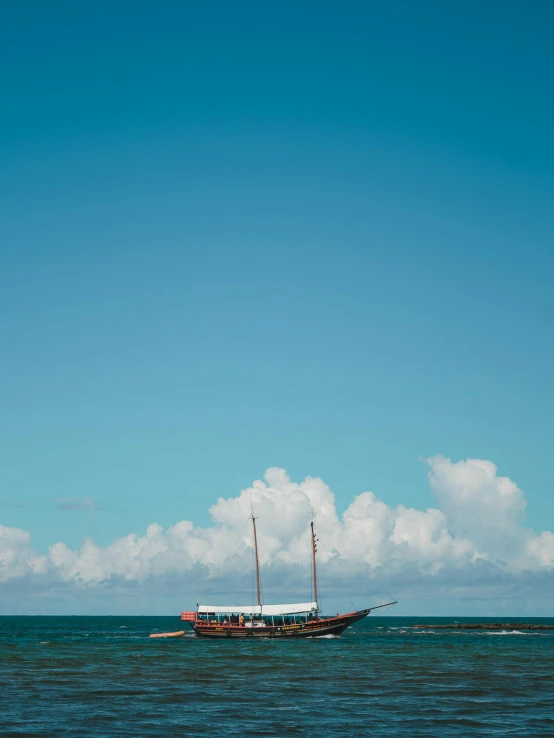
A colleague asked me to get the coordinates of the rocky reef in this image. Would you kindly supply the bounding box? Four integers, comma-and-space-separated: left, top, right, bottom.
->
411, 623, 554, 630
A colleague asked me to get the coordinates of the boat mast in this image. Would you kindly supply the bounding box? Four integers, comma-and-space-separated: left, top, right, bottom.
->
311, 521, 319, 611
251, 514, 262, 608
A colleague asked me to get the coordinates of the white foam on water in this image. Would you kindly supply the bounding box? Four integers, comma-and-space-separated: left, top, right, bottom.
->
112, 634, 143, 639
274, 706, 301, 711
487, 630, 526, 635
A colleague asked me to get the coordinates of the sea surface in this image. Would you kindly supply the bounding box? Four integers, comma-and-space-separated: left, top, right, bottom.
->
2, 615, 554, 736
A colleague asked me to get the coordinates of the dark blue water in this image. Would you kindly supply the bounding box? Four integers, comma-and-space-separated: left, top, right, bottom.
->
2, 616, 554, 736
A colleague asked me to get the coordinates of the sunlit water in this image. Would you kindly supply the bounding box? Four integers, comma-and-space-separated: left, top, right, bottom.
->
2, 616, 554, 736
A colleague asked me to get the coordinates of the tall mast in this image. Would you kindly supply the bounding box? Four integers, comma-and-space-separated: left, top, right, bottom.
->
251, 514, 262, 608
311, 521, 318, 611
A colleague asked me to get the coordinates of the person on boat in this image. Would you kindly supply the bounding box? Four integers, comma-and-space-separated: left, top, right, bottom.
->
222, 618, 228, 625
239, 614, 245, 626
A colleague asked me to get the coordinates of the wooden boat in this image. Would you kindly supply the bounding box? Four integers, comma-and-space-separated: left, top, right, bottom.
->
181, 516, 396, 638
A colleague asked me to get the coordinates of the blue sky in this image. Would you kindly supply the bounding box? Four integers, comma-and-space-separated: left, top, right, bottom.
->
1, 1, 553, 613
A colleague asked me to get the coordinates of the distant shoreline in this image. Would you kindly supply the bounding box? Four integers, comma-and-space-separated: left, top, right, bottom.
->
412, 623, 554, 630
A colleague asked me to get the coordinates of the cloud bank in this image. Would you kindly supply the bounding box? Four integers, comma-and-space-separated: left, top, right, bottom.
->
1, 456, 553, 614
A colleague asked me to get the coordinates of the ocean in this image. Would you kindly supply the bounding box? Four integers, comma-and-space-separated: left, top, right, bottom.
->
2, 615, 554, 736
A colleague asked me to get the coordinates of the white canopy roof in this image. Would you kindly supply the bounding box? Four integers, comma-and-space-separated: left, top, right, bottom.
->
198, 602, 317, 616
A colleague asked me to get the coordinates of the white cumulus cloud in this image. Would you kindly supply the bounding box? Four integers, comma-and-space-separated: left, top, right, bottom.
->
0, 524, 48, 582
1, 456, 553, 614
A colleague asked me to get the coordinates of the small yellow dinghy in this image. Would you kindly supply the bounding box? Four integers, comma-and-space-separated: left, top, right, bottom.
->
149, 631, 185, 639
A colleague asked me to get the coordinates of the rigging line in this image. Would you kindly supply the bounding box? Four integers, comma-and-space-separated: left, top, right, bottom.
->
249, 493, 255, 612
340, 548, 397, 613
196, 516, 250, 607
310, 544, 313, 606
378, 597, 397, 613
258, 532, 265, 608
309, 511, 314, 606
250, 495, 254, 613
251, 513, 262, 608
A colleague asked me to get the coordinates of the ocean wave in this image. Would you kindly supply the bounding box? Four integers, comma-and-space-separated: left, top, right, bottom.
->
4, 615, 554, 737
